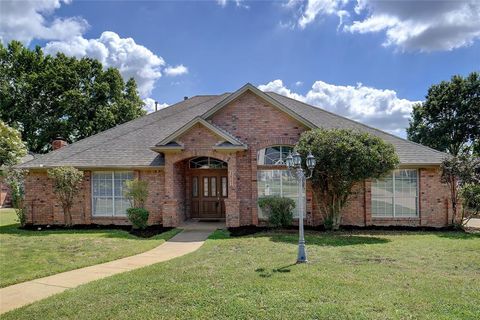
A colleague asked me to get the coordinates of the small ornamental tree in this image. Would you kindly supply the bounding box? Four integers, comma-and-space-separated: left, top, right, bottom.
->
296, 129, 399, 230
258, 196, 295, 228
3, 168, 28, 226
441, 154, 480, 226
124, 179, 150, 229
47, 167, 83, 226
0, 121, 27, 167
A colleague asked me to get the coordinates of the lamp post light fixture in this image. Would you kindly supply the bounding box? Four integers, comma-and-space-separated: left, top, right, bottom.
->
286, 150, 316, 263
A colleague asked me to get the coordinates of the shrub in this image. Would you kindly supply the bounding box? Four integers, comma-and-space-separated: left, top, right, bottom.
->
126, 208, 149, 230
124, 179, 150, 229
258, 196, 295, 228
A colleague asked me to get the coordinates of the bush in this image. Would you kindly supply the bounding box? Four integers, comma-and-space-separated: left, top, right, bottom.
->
127, 208, 149, 230
124, 179, 148, 208
258, 196, 295, 228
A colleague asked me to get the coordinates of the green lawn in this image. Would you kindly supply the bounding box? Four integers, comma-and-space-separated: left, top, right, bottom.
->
4, 228, 479, 319
0, 208, 180, 288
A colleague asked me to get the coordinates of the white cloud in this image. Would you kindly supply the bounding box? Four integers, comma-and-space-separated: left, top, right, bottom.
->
291, 0, 480, 51
295, 81, 304, 86
259, 79, 420, 136
0, 0, 88, 44
164, 64, 189, 77
143, 98, 169, 113
216, 0, 249, 9
346, 0, 480, 51
298, 0, 349, 29
45, 32, 165, 97
217, 0, 227, 7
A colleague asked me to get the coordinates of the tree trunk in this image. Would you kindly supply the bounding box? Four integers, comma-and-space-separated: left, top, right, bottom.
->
63, 205, 72, 227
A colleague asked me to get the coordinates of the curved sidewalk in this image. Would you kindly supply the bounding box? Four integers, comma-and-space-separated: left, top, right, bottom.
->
0, 221, 222, 314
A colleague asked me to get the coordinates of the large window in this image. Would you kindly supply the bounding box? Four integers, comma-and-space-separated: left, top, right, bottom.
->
372, 169, 418, 218
257, 170, 304, 219
257, 146, 294, 165
92, 171, 133, 216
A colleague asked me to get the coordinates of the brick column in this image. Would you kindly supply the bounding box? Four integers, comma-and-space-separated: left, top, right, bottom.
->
225, 155, 240, 227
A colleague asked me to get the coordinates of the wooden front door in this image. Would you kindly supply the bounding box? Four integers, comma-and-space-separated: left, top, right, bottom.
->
190, 170, 227, 219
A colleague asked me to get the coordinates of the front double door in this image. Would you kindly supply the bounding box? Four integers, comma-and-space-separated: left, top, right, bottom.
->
191, 169, 228, 219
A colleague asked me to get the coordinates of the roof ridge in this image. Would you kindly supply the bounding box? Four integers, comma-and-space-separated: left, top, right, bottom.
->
24, 95, 226, 167
266, 91, 448, 157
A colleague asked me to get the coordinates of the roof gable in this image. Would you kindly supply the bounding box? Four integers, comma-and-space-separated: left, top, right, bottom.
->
202, 83, 316, 129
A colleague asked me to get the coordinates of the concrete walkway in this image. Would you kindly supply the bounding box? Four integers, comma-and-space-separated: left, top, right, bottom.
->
0, 221, 223, 314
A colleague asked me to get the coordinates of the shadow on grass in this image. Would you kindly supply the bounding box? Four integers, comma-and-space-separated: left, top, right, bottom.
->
436, 232, 480, 240
255, 263, 297, 278
253, 232, 391, 247
0, 223, 178, 241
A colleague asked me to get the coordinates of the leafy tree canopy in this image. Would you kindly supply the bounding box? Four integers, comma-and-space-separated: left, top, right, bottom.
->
0, 41, 146, 153
296, 128, 399, 230
0, 120, 27, 167
407, 72, 480, 156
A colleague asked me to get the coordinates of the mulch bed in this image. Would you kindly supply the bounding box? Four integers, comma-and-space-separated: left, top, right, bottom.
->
21, 224, 172, 238
228, 224, 457, 237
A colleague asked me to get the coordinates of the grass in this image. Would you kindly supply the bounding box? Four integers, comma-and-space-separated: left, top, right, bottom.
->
0, 208, 181, 288
4, 227, 479, 319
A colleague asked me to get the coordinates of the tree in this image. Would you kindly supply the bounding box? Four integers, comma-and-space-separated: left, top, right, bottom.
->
47, 167, 84, 226
3, 168, 28, 226
0, 120, 27, 167
407, 72, 480, 156
460, 183, 480, 226
440, 154, 480, 226
296, 129, 399, 230
0, 41, 146, 153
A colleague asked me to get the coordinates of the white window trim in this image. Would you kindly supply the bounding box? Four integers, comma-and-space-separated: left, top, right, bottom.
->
91, 171, 133, 217
372, 169, 419, 218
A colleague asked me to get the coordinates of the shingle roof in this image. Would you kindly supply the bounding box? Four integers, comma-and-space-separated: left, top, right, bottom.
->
19, 84, 447, 169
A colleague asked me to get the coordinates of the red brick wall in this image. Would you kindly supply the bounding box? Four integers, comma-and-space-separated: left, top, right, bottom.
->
22, 90, 452, 228
24, 169, 166, 226
210, 91, 308, 225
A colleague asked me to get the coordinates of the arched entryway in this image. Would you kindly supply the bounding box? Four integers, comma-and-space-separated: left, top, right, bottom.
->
187, 157, 228, 219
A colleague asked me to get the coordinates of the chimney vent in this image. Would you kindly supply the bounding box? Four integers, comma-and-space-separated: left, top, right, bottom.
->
155, 101, 158, 112
52, 137, 68, 150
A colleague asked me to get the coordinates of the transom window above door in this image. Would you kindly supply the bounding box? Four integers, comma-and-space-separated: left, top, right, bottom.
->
189, 157, 227, 169
257, 145, 294, 165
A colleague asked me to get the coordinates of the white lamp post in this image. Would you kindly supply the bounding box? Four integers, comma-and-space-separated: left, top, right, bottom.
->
286, 150, 316, 263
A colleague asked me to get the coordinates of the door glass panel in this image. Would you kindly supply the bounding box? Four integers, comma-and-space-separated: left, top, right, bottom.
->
203, 177, 209, 197
192, 177, 198, 197
221, 177, 228, 197
210, 177, 217, 197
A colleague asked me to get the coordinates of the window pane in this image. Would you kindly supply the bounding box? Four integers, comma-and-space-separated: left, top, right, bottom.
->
92, 171, 133, 217
221, 177, 228, 197
371, 169, 418, 217
257, 169, 299, 219
203, 177, 209, 197
192, 177, 198, 197
210, 177, 217, 197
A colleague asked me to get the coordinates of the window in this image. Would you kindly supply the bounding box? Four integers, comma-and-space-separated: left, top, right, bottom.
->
190, 157, 227, 169
257, 170, 304, 219
372, 169, 418, 218
257, 146, 294, 165
192, 177, 198, 197
203, 177, 209, 197
210, 177, 217, 197
92, 171, 133, 216
221, 176, 228, 197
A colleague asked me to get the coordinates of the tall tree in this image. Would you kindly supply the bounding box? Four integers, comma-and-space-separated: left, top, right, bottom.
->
0, 41, 146, 153
407, 72, 480, 156
0, 120, 27, 167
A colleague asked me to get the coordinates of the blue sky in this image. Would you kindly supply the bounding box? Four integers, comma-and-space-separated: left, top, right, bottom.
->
1, 0, 479, 137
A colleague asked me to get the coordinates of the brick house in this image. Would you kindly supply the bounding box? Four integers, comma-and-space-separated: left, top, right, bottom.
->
18, 84, 452, 228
